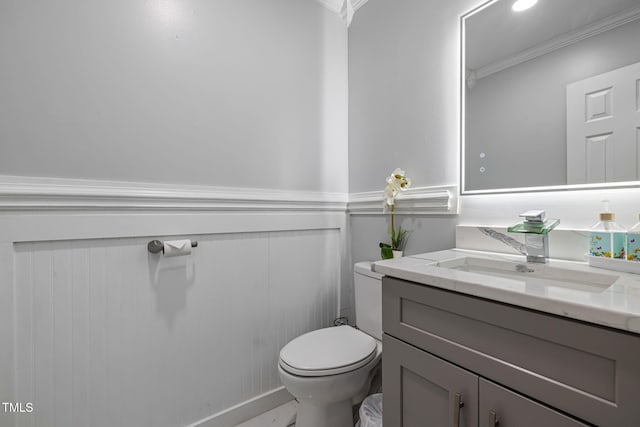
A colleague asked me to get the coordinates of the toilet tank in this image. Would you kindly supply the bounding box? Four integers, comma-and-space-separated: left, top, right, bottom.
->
354, 261, 383, 341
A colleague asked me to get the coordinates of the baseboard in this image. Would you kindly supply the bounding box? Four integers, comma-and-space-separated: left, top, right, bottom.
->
187, 387, 294, 427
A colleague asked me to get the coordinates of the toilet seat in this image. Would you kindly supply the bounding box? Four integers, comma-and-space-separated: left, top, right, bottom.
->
279, 326, 378, 377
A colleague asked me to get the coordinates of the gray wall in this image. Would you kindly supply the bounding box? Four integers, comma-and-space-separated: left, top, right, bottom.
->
349, 0, 470, 192
466, 19, 640, 191
0, 0, 348, 192
348, 0, 473, 262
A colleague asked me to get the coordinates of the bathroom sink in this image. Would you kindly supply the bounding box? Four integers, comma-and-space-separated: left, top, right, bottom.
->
434, 256, 619, 293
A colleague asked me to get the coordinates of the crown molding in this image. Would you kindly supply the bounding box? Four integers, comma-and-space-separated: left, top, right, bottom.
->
313, 0, 341, 13
348, 185, 459, 215
351, 0, 369, 12
0, 175, 348, 212
476, 5, 640, 80
313, 0, 370, 22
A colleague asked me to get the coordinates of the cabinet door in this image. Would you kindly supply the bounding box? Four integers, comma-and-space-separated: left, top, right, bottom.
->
383, 334, 478, 427
479, 379, 589, 427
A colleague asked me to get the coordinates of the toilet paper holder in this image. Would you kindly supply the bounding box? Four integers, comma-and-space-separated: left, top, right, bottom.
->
147, 239, 198, 254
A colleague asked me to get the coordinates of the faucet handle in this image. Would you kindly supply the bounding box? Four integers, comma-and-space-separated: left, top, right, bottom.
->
519, 210, 546, 223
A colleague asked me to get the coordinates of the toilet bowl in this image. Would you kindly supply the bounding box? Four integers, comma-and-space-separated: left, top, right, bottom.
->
278, 262, 383, 427
278, 326, 382, 427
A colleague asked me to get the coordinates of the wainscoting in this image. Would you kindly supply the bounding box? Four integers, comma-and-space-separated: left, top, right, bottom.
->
0, 176, 457, 427
12, 229, 340, 427
0, 177, 348, 427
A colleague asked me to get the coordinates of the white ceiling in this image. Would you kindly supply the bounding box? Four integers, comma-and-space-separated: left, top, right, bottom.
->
466, 0, 640, 70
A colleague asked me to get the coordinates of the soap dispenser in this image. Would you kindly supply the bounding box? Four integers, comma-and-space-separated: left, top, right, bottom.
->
589, 201, 626, 259
627, 214, 640, 261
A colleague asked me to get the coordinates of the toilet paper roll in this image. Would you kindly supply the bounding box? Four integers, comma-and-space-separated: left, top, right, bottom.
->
163, 239, 192, 257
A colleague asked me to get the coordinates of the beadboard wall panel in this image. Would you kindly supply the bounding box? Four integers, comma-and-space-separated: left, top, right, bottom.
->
0, 177, 351, 427
11, 229, 339, 427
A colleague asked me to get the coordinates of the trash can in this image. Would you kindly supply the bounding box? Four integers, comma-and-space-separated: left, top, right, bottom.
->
359, 393, 382, 427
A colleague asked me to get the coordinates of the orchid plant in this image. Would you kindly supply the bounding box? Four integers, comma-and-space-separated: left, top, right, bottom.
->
380, 168, 411, 260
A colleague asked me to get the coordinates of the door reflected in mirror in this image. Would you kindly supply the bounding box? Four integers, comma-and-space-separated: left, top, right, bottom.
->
461, 0, 640, 193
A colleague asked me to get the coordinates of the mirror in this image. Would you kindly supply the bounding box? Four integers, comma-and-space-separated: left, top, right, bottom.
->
462, 0, 640, 193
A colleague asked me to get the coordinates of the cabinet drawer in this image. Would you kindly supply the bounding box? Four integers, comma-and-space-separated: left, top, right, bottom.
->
383, 277, 640, 426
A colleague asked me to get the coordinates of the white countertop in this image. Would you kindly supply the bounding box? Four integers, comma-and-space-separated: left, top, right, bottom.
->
373, 249, 640, 335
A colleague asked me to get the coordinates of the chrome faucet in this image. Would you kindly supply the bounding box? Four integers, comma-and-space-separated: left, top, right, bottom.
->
508, 210, 559, 264
523, 233, 550, 263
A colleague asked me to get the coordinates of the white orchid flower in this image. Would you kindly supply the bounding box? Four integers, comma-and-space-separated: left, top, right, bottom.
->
401, 176, 411, 190
392, 168, 405, 178
384, 185, 396, 207
383, 168, 411, 208
386, 177, 402, 192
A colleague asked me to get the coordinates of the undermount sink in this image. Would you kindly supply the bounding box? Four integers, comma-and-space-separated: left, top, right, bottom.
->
434, 256, 619, 293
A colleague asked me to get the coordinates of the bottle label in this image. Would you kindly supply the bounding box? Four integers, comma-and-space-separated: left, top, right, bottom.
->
590, 232, 626, 258
627, 233, 640, 261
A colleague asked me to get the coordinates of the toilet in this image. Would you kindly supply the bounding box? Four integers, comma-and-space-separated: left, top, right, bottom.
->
278, 262, 383, 427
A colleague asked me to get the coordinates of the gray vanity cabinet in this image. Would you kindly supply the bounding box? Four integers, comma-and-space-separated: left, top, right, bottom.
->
383, 334, 478, 426
382, 277, 640, 427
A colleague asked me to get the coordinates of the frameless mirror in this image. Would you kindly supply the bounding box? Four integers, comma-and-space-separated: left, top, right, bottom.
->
461, 0, 640, 194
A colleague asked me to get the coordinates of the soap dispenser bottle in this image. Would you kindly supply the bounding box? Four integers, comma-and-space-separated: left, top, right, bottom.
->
589, 201, 626, 259
627, 214, 640, 261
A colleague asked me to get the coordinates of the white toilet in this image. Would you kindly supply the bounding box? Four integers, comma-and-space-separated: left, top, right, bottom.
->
278, 262, 383, 427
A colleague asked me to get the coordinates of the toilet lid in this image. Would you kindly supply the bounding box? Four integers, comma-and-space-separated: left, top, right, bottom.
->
279, 326, 377, 377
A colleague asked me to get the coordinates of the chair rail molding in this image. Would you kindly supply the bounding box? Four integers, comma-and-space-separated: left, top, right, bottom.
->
0, 175, 348, 213
348, 185, 459, 215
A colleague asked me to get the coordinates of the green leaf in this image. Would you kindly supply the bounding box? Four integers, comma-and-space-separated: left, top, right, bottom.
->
391, 227, 410, 250
381, 246, 393, 260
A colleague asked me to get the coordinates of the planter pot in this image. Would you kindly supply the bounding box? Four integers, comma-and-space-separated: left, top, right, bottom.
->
392, 250, 404, 258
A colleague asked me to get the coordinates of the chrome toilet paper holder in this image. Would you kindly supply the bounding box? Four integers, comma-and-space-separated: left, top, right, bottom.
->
147, 239, 198, 254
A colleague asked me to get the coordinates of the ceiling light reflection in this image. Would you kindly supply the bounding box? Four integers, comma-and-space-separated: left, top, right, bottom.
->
512, 0, 538, 12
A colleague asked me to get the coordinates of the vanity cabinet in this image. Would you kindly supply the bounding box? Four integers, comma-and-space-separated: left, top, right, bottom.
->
384, 335, 588, 427
382, 277, 640, 427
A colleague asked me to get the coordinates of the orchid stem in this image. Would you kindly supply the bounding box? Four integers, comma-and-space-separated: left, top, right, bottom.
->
391, 204, 396, 247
